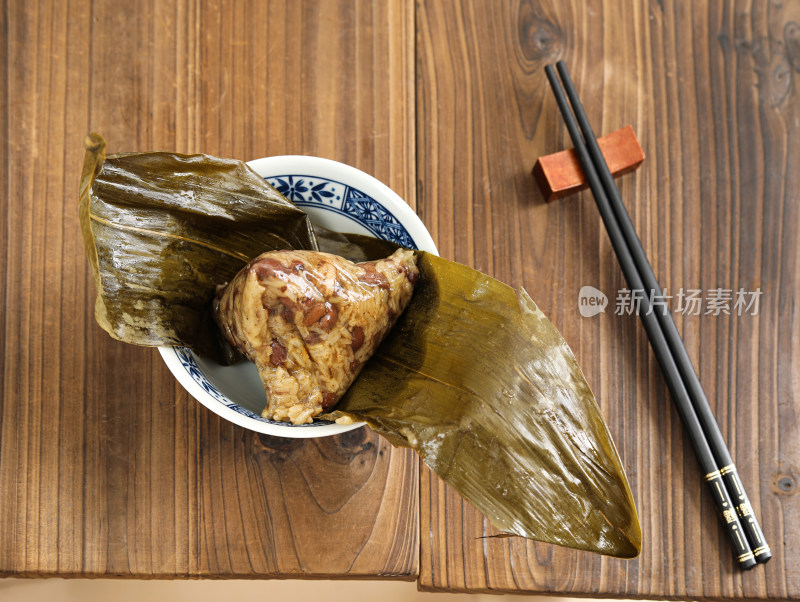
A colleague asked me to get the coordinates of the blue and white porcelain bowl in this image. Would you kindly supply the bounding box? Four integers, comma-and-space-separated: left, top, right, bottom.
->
159, 156, 438, 438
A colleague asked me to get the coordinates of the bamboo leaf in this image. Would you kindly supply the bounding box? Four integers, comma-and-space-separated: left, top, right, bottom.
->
327, 252, 641, 558
313, 224, 401, 262
78, 133, 318, 360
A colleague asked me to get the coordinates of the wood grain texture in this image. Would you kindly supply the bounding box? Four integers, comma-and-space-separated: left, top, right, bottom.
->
416, 0, 799, 598
3, 0, 798, 595
0, 0, 417, 578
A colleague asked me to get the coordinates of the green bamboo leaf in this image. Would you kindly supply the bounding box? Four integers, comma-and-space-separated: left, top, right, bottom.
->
327, 252, 641, 558
78, 133, 318, 360
313, 224, 401, 262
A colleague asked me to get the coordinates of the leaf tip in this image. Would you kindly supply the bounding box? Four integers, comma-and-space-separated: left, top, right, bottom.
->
84, 132, 106, 153
607, 512, 642, 559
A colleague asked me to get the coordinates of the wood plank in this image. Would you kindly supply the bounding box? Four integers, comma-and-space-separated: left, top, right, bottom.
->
416, 0, 799, 598
0, 0, 418, 578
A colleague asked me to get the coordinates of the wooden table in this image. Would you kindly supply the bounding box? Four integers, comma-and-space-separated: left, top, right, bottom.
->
1, 0, 798, 598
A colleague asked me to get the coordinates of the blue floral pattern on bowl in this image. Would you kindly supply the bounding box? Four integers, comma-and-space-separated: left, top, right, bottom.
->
268, 175, 416, 248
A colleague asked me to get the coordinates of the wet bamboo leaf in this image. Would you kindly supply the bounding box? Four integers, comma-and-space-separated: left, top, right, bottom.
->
78, 133, 318, 360
313, 224, 401, 262
326, 252, 641, 558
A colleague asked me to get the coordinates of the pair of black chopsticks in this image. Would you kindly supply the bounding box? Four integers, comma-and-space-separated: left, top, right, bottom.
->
545, 61, 770, 570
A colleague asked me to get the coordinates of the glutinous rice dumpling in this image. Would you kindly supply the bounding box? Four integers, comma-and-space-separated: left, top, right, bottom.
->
214, 248, 418, 424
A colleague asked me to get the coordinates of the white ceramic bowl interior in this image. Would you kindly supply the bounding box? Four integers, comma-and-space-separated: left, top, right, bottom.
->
159, 155, 438, 438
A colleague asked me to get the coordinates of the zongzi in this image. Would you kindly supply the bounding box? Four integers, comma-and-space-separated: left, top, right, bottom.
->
214, 248, 419, 424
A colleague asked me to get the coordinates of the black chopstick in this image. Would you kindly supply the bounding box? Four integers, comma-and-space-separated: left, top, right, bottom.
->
544, 63, 761, 570
553, 61, 771, 565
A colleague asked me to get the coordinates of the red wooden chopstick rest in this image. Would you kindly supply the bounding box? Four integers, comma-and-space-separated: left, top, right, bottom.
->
533, 125, 644, 202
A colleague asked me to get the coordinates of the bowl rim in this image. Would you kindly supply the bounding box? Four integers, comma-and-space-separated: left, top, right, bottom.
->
159, 155, 438, 438
248, 154, 437, 253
